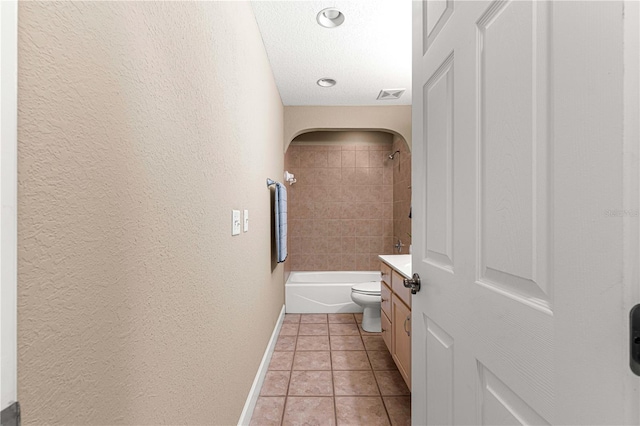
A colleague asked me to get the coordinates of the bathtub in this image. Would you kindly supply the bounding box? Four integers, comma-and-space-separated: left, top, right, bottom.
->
285, 271, 382, 314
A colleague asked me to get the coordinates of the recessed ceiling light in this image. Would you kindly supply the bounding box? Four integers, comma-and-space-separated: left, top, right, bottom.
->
317, 78, 337, 87
316, 8, 345, 28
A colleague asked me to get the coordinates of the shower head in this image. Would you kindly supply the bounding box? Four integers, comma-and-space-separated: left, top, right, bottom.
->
388, 150, 401, 160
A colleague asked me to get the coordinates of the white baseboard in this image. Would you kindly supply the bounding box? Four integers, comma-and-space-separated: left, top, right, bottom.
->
237, 305, 285, 426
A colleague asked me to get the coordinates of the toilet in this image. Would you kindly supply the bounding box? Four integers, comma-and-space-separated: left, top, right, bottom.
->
350, 281, 382, 332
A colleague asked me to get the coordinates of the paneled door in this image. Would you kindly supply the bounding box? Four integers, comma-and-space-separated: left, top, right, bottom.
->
412, 1, 639, 424
1, 0, 18, 417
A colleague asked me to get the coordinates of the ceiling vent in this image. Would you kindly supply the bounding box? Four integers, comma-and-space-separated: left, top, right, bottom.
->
377, 89, 406, 100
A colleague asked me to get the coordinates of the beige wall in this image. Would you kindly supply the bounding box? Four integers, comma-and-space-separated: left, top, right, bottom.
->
285, 132, 396, 271
284, 106, 412, 152
17, 2, 283, 425
392, 136, 412, 253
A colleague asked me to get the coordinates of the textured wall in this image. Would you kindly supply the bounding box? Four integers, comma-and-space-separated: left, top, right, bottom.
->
392, 136, 412, 254
17, 2, 284, 424
285, 132, 395, 271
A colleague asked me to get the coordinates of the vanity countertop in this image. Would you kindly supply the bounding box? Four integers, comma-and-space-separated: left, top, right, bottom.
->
378, 254, 412, 279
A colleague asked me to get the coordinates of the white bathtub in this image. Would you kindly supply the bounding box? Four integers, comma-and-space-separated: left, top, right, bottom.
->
285, 271, 382, 314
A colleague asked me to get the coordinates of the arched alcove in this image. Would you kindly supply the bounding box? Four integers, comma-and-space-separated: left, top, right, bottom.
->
284, 106, 411, 152
284, 129, 412, 273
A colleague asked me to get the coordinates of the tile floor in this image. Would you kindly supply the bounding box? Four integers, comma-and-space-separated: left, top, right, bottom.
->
250, 313, 411, 426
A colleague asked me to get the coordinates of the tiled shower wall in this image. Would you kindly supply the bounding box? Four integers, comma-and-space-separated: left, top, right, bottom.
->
285, 132, 398, 271
392, 136, 412, 254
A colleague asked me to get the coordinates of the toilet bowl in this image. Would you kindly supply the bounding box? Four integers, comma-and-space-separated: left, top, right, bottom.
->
350, 281, 382, 332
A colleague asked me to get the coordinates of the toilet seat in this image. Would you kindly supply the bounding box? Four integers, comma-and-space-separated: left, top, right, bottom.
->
351, 281, 381, 296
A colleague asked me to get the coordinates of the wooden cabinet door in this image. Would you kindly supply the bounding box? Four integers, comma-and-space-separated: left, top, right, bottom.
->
381, 282, 392, 319
392, 294, 411, 389
381, 310, 392, 352
380, 262, 392, 287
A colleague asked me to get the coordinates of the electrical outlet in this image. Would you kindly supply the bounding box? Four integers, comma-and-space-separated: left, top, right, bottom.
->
243, 210, 249, 232
232, 210, 241, 236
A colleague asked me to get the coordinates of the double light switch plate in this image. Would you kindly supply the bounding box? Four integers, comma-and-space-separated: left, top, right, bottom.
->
232, 209, 249, 235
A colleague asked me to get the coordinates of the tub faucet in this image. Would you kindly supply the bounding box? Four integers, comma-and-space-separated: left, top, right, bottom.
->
394, 238, 404, 253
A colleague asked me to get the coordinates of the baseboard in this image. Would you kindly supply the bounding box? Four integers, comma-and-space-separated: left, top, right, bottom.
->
237, 305, 285, 426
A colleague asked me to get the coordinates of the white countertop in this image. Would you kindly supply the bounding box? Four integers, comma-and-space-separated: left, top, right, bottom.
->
378, 254, 412, 279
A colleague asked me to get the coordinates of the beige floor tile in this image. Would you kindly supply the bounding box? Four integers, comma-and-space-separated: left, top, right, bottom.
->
269, 351, 294, 371
335, 397, 390, 426
328, 313, 356, 324
293, 351, 331, 370
362, 335, 387, 351
299, 323, 329, 336
374, 370, 410, 396
288, 371, 334, 396
297, 335, 330, 351
329, 323, 360, 336
331, 351, 371, 370
260, 371, 290, 396
367, 351, 397, 371
250, 397, 285, 426
383, 396, 411, 426
275, 335, 297, 351
283, 314, 301, 323
330, 335, 365, 351
300, 314, 328, 323
282, 397, 335, 426
279, 323, 300, 336
333, 370, 380, 396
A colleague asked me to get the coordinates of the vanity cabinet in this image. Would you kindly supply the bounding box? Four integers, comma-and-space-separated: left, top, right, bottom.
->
379, 260, 411, 390
380, 262, 393, 353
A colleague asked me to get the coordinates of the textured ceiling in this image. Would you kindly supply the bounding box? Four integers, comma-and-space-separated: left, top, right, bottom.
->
251, 1, 412, 106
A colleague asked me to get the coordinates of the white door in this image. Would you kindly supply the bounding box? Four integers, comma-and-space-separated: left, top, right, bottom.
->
627, 0, 640, 417
412, 1, 639, 425
1, 0, 18, 419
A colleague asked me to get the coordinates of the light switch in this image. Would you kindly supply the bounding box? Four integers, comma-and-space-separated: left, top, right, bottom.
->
243, 209, 249, 232
232, 210, 241, 236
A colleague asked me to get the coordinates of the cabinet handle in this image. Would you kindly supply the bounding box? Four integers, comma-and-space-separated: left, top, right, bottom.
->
404, 315, 411, 337
381, 298, 388, 302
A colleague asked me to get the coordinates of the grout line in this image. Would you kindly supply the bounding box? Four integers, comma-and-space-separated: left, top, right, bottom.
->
279, 396, 287, 426
330, 322, 338, 426
373, 371, 394, 424
278, 317, 299, 426
365, 342, 394, 425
